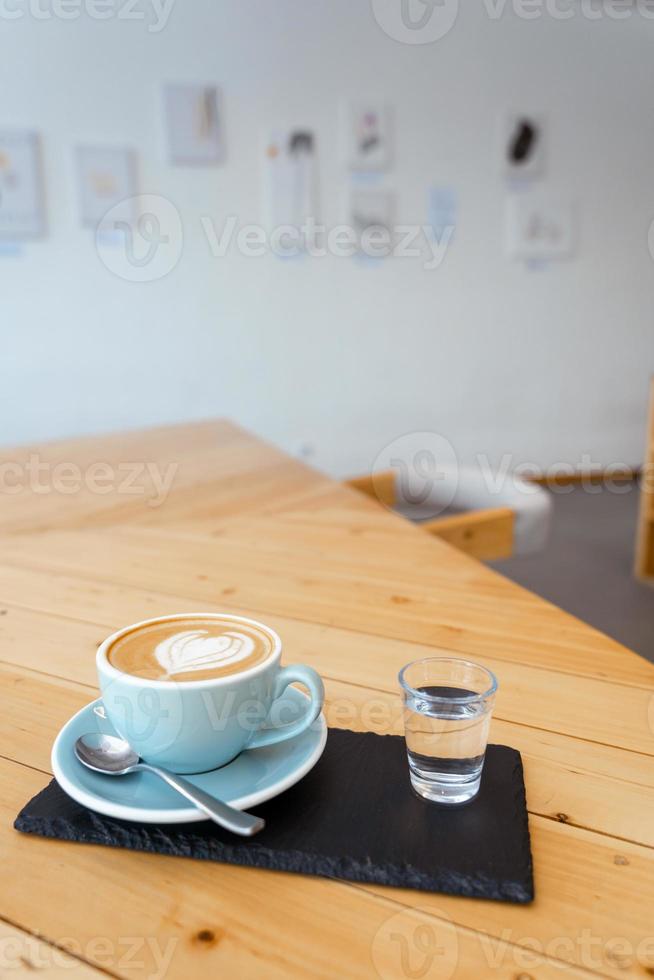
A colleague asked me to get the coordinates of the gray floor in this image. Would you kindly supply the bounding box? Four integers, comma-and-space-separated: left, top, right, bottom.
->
489, 482, 654, 663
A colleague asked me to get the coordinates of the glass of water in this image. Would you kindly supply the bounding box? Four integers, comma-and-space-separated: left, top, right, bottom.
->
399, 657, 498, 805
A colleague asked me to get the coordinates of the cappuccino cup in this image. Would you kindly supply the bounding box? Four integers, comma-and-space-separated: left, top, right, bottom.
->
96, 613, 324, 774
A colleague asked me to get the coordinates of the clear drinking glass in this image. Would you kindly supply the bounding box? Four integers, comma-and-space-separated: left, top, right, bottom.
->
399, 657, 498, 805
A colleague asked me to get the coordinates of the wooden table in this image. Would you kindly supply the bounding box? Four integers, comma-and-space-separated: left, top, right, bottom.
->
1, 421, 653, 979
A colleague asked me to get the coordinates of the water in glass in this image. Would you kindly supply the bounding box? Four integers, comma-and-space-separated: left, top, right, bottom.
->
400, 659, 497, 805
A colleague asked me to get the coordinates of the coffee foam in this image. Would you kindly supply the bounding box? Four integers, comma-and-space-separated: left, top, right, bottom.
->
107, 617, 275, 682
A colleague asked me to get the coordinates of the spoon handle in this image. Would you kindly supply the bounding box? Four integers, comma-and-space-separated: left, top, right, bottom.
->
139, 763, 265, 836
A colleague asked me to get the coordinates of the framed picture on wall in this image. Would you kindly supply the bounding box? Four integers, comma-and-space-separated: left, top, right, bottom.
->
163, 83, 225, 165
263, 128, 318, 241
348, 186, 394, 256
503, 113, 546, 179
75, 145, 137, 229
505, 192, 574, 260
345, 102, 392, 172
0, 129, 46, 239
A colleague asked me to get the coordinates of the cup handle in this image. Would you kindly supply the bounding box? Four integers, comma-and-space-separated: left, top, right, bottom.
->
247, 664, 324, 751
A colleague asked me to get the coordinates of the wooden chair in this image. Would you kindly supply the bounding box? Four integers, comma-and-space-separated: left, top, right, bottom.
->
346, 465, 552, 561
635, 379, 654, 581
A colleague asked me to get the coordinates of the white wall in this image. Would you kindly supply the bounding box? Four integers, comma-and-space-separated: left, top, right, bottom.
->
2, 0, 653, 476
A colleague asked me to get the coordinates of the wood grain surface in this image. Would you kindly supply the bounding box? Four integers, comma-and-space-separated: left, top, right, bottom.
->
1, 421, 653, 979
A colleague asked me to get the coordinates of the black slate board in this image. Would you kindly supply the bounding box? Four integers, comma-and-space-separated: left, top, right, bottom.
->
14, 729, 533, 903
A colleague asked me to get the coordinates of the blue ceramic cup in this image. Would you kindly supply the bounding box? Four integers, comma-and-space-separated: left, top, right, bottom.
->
96, 613, 324, 774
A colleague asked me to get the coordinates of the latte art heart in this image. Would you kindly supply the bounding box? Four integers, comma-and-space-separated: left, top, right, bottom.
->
155, 629, 256, 678
107, 616, 274, 682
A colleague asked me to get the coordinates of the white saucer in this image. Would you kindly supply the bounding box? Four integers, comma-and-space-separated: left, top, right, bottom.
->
51, 689, 327, 823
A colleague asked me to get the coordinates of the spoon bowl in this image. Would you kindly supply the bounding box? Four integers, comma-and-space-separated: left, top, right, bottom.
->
75, 733, 140, 773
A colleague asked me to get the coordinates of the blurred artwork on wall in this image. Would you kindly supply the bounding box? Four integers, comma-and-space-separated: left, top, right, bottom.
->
0, 129, 46, 239
505, 192, 574, 261
164, 83, 225, 165
263, 129, 318, 250
427, 185, 457, 244
345, 103, 391, 172
76, 145, 137, 230
348, 186, 394, 257
503, 113, 545, 179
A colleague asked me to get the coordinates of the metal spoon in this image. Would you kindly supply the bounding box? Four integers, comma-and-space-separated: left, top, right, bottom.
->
74, 733, 265, 837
